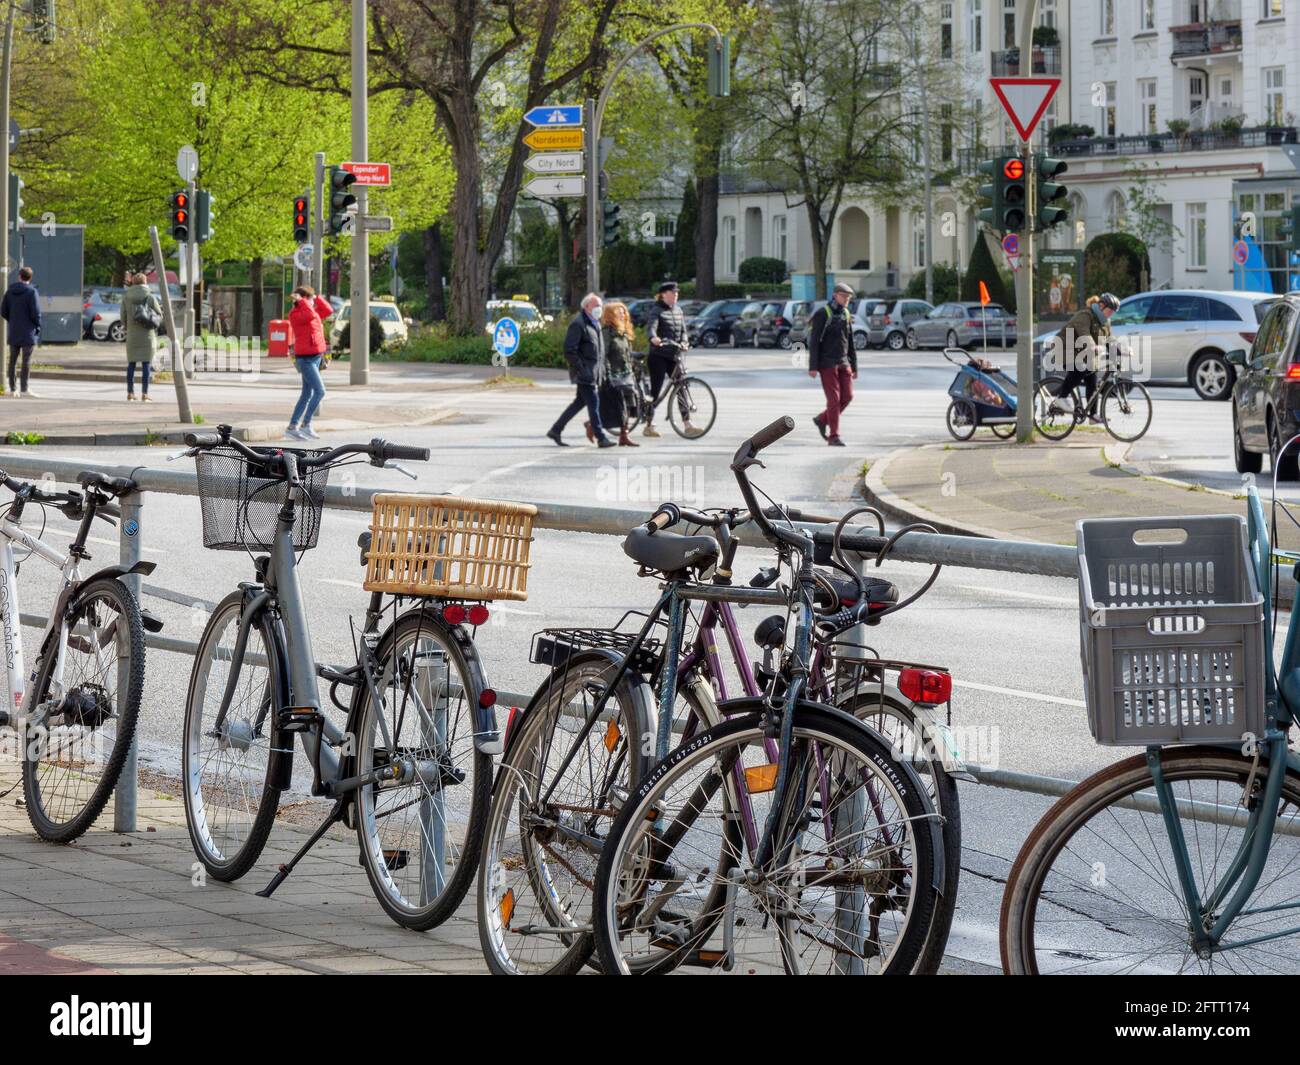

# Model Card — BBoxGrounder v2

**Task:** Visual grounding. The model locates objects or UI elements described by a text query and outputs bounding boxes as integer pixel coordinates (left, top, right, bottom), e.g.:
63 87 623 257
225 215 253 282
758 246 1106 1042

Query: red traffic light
175 210 188 223
1002 158 1024 180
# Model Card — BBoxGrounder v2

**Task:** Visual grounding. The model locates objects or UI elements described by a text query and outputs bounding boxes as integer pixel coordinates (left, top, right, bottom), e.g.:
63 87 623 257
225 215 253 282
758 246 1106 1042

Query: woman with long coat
121 273 163 401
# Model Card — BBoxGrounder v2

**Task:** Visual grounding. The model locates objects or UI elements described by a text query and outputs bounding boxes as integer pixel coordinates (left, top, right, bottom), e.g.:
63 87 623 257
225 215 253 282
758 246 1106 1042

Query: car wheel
905 329 920 350
1234 406 1263 475
853 330 868 351
108 321 127 343
887 331 907 351
1270 413 1299 481
946 330 961 350
778 332 792 350
1190 350 1233 401
699 330 718 348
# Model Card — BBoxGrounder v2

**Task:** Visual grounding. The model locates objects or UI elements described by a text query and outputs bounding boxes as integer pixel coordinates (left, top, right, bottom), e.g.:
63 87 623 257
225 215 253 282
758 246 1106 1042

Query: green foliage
1033 25 1059 47
674 181 698 282
1085 233 1151 298
336 314 388 354
679 281 749 299
5 431 44 446
904 263 960 303
738 256 787 285
1048 123 1096 143
401 322 569 368
601 242 671 295
961 235 1011 309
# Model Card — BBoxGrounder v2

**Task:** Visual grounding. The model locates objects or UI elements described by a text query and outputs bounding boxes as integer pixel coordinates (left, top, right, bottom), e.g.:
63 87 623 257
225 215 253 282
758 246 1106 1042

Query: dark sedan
1231 293 1300 479
687 299 749 347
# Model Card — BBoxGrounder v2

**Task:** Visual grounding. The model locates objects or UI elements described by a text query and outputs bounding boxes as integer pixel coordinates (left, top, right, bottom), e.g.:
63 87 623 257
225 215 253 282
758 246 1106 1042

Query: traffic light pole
0 0 15 364
349 0 369 385
1014 0 1039 443
313 151 325 294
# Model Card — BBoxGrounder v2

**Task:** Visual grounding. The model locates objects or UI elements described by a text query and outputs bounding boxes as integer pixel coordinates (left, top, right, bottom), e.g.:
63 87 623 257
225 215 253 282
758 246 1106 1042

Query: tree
1120 160 1180 285
1085 233 1149 299
674 179 698 282
961 233 1010 309
905 262 959 303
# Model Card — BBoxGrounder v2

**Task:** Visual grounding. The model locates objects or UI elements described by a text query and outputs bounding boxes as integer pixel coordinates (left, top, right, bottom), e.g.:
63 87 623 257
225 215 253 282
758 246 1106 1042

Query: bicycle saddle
76 470 137 497
815 571 898 610
357 530 371 566
622 527 719 575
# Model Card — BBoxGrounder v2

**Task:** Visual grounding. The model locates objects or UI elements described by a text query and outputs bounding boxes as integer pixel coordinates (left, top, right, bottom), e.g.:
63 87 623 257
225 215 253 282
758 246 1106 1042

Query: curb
862 445 1002 539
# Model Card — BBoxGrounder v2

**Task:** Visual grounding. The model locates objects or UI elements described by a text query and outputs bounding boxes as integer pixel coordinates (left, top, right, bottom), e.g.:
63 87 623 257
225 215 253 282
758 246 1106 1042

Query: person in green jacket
1053 291 1118 419
121 273 163 402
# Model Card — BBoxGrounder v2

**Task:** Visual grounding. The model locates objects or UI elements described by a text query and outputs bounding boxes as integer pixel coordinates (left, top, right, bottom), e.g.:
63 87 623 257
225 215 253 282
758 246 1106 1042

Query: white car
1034 289 1279 401
485 299 551 334
329 299 411 351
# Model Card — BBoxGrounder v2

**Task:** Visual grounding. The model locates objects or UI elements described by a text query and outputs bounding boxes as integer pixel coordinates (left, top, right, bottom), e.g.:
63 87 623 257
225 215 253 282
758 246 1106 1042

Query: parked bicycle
623 351 717 439
0 468 159 842
1034 358 1152 443
178 425 523 932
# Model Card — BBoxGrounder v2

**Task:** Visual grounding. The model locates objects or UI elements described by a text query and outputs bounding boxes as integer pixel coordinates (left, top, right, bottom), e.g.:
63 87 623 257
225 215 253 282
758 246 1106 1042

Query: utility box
267 319 292 357
8 223 84 343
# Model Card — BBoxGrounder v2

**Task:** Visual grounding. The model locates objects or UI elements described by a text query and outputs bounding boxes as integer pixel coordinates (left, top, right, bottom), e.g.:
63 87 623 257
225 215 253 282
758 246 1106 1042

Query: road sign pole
0 3 15 364
585 97 599 296
313 151 325 294
1014 0 1038 443
350 0 370 386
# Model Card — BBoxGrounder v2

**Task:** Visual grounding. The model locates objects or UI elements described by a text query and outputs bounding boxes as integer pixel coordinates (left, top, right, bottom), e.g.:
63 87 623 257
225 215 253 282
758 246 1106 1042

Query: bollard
113 490 143 834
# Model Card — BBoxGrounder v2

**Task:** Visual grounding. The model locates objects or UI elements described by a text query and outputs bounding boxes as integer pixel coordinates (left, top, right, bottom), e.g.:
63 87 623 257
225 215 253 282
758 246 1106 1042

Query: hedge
738 256 788 285
398 320 649 367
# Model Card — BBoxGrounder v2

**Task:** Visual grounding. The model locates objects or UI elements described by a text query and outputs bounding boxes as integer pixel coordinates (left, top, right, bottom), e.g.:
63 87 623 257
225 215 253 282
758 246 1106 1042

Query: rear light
883 315 892 325
898 668 952 706
1286 365 1300 380
775 317 787 326
1240 332 1257 344
93 313 101 321
442 604 467 624
478 688 497 709
467 604 490 626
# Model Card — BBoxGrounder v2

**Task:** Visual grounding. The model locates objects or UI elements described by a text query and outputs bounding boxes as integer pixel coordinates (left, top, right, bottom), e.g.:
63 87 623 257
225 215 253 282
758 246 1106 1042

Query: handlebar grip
748 416 796 454
372 439 431 463
184 432 221 448
644 504 679 533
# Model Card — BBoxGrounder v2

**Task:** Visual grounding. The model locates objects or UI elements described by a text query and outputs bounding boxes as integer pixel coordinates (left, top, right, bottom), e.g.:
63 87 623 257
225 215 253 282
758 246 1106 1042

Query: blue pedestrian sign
493 318 521 361
523 105 583 128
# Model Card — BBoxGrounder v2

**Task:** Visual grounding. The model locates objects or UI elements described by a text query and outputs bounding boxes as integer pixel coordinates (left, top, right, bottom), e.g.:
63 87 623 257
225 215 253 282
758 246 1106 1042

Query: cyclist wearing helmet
1052 292 1118 419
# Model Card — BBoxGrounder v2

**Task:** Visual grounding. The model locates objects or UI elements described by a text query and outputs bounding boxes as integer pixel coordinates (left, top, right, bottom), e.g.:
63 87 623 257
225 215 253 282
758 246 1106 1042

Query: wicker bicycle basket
363 494 537 601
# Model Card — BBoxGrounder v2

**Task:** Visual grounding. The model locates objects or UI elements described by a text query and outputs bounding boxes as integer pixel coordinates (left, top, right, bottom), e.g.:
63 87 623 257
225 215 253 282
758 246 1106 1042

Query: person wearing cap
643 280 693 437
807 282 858 447
1051 291 1119 421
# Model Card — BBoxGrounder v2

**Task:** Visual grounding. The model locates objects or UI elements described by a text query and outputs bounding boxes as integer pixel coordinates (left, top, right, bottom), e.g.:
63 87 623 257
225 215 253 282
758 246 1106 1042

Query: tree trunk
556 202 576 310
442 92 489 335
112 250 127 288
695 173 719 299
423 222 446 322
250 256 264 337
805 204 828 300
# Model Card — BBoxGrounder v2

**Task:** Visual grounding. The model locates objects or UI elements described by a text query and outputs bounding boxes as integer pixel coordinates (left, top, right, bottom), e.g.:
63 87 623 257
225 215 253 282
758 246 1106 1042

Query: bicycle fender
77 560 157 589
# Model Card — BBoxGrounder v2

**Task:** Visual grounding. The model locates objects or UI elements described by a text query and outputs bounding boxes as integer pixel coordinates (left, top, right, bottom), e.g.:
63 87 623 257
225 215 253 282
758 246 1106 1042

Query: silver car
908 302 1017 350
865 298 934 351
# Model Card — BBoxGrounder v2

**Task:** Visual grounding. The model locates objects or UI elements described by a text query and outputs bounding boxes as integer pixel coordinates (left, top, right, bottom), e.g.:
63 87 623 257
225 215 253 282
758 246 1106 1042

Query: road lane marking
955 583 1074 606
953 678 1085 707
317 578 365 590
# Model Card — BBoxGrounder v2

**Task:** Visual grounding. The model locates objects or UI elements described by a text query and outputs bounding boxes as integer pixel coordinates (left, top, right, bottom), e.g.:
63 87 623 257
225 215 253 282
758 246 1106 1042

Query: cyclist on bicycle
643 280 692 438
1052 291 1118 421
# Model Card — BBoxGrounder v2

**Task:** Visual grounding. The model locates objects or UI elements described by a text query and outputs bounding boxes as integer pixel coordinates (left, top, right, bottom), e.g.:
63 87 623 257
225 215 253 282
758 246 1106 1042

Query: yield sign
989 77 1060 142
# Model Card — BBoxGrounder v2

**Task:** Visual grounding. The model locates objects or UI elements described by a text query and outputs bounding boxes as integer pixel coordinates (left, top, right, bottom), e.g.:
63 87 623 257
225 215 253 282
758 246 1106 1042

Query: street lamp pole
586 23 724 295
350 0 370 385
1015 0 1040 443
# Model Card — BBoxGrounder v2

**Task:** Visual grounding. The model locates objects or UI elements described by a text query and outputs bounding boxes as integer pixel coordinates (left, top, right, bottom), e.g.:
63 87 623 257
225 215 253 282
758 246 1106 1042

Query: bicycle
1033 360 1152 443
178 425 505 931
0 467 159 842
999 476 1300 974
624 350 718 439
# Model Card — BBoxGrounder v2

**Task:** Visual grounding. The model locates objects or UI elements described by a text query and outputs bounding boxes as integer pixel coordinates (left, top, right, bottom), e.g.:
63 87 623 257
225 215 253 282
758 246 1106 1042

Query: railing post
113 489 144 833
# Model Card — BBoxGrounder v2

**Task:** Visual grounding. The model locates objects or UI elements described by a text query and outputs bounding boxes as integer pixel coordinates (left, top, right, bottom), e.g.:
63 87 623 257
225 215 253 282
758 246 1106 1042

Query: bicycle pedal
278 706 324 733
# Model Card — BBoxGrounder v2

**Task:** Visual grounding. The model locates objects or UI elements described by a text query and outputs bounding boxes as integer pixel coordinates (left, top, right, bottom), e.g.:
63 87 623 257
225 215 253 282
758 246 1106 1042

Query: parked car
908 302 1017 350
1034 289 1277 401
83 287 125 339
483 298 550 335
865 298 934 351
330 297 412 351
1230 292 1300 477
687 299 749 347
757 300 809 350
788 300 824 348
731 301 778 346
678 299 707 318
624 298 657 327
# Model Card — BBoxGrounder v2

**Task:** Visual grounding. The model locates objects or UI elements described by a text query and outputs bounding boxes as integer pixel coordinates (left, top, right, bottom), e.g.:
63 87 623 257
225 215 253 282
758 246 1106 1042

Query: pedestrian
548 292 613 448
808 281 858 447
285 285 334 441
643 280 694 437
600 300 639 447
1 265 41 398
1053 291 1119 421
121 272 163 401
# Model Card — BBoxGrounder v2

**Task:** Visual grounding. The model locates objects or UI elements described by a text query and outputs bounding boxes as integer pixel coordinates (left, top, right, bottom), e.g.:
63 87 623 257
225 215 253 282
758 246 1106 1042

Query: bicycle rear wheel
22 577 145 842
1100 378 1152 442
593 706 939 975
353 610 491 930
1033 376 1078 441
1001 747 1300 974
668 376 717 439
477 651 654 975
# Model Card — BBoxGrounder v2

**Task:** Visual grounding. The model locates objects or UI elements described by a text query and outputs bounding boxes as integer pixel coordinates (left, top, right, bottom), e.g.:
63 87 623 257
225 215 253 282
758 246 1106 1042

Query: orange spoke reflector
745 764 779 794
604 719 621 753
500 888 515 929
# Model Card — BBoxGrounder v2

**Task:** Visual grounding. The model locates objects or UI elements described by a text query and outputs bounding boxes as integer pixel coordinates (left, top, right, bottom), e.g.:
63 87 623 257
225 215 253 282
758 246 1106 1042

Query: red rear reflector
1287 365 1300 380
442 604 467 624
479 688 497 709
883 315 892 324
467 604 490 626
898 668 952 706
1241 332 1257 344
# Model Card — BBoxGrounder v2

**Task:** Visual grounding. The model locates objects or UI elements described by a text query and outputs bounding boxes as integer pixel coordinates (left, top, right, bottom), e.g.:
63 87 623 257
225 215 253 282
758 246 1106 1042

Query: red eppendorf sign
341 161 391 187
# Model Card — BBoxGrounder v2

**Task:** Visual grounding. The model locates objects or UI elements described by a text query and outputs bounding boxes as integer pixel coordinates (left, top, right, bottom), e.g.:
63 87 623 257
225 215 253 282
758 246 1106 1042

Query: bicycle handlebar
184 424 430 470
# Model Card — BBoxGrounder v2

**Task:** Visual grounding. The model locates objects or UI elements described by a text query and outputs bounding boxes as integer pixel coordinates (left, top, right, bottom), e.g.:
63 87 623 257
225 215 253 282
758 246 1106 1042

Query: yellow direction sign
524 128 584 151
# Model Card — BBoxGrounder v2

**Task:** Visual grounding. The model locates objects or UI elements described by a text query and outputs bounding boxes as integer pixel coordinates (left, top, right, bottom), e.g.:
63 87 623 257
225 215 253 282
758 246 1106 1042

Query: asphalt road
0 344 1261 973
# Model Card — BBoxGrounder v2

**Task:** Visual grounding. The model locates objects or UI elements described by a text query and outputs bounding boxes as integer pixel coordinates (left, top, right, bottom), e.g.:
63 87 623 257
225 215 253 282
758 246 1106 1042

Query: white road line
317 577 365 590
955 583 1075 606
39 527 166 553
954 678 1085 707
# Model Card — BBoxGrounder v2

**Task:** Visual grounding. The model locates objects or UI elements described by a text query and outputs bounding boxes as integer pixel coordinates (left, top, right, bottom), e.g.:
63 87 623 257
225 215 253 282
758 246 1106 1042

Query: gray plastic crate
1077 514 1265 745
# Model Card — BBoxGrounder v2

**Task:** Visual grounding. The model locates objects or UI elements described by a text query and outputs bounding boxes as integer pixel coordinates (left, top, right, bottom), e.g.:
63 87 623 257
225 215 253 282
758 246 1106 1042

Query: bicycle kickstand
255 798 348 898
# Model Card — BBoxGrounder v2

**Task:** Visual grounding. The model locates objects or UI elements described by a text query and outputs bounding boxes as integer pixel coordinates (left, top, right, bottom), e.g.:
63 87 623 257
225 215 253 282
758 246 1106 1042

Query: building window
1103 82 1117 136
1264 67 1286 126
1100 0 1114 36
773 215 788 263
1003 0 1016 49
1140 0 1156 30
1038 97 1058 146
1189 73 1205 117
1106 190 1127 229
914 220 927 269
1187 203 1207 269
969 0 982 54
1263 0 1283 18
940 2 953 59
1039 0 1056 29
1138 78 1158 134
941 104 954 162
723 216 737 275
1189 0 1203 20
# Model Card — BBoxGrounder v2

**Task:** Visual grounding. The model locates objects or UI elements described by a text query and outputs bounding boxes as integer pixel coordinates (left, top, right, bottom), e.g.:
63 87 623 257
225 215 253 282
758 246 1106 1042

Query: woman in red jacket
286 286 334 440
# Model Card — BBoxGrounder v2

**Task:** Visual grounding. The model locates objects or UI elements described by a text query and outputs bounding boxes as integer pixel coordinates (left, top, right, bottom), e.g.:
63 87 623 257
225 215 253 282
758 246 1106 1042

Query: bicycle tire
593 705 939 975
1100 378 1152 443
1033 375 1078 441
945 399 977 442
1000 747 1300 975
668 376 717 439
353 609 492 931
182 590 284 882
22 577 146 843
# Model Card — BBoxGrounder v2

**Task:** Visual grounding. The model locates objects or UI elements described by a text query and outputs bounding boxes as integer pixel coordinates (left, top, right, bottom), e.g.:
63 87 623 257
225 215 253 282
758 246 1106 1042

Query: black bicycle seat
357 530 372 567
623 527 719 575
76 471 137 497
815 571 898 609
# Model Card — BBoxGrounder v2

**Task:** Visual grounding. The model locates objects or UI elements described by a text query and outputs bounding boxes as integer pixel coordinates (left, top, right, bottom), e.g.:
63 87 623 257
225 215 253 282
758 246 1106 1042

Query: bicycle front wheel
1001 747 1300 975
1100 378 1152 442
353 610 492 931
593 706 939 975
1033 376 1078 441
22 577 145 842
668 376 717 439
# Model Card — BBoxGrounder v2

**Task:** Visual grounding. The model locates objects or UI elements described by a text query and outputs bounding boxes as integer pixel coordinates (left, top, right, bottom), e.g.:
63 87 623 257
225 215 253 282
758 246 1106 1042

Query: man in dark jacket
807 281 858 446
1 266 41 397
643 280 691 437
548 292 615 448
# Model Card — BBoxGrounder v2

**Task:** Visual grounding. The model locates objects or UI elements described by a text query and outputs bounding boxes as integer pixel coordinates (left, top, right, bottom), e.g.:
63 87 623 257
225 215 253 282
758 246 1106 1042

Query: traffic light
170 190 190 243
1000 156 1027 232
31 0 55 43
602 201 621 247
707 34 731 98
293 193 310 243
977 158 1001 229
1036 155 1069 229
7 173 24 230
324 165 357 236
194 189 214 244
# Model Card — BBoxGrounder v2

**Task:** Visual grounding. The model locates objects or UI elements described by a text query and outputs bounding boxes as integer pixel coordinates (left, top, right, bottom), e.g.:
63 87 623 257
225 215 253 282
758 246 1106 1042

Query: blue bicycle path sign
492 317 521 365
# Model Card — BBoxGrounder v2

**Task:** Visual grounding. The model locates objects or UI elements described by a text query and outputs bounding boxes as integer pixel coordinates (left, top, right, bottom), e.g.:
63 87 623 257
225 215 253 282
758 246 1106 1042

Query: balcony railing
1170 20 1242 58
864 63 902 92
991 46 1061 77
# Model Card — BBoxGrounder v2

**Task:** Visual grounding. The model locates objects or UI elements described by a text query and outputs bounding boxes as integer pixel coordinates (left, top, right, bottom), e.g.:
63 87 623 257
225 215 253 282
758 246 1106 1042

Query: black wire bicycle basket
194 445 330 551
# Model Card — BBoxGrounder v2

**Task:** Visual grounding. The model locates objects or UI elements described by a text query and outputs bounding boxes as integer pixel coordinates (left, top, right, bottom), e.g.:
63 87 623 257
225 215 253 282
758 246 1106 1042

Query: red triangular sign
989 77 1060 142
